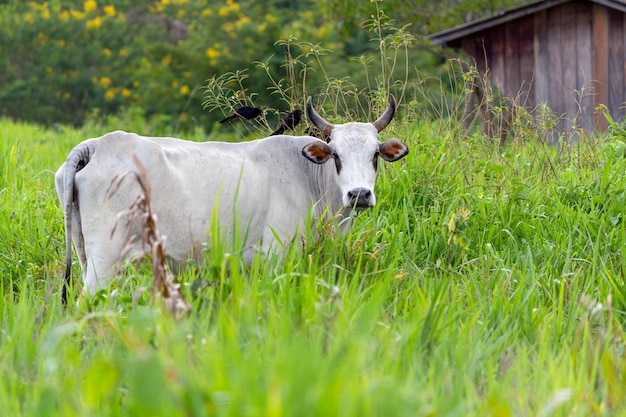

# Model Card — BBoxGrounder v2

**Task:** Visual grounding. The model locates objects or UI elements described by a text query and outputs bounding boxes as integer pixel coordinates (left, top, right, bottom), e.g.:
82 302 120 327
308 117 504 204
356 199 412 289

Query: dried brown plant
108 155 191 319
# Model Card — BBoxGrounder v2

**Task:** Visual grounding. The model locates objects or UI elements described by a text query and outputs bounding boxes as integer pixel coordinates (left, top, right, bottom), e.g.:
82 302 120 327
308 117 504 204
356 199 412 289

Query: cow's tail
61 143 93 304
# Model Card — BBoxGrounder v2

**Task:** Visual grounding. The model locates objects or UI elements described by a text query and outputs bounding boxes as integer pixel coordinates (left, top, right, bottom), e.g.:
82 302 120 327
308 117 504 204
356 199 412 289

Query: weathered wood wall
452 0 626 133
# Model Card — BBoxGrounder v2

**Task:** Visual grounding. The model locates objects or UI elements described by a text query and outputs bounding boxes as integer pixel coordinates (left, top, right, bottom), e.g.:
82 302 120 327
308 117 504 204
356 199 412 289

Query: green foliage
0 0 448 134
0 0 319 132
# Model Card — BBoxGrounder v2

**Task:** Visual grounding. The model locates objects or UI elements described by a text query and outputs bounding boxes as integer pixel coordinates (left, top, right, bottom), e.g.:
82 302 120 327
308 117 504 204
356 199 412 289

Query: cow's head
302 94 408 210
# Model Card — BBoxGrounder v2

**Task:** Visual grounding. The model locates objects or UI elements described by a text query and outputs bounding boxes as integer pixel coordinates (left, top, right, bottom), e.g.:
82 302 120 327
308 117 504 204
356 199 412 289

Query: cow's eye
373 152 379 171
332 152 342 174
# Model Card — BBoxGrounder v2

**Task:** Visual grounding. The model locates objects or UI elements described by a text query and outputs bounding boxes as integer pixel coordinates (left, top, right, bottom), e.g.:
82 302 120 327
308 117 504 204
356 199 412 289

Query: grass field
1 115 625 417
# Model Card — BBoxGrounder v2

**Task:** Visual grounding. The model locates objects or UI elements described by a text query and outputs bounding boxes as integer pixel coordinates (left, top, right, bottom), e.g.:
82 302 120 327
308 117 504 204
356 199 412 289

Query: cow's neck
311 162 351 228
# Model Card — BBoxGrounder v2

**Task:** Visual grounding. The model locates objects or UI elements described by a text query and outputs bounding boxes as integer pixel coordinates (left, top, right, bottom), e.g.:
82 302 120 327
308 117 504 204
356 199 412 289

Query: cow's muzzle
347 187 374 209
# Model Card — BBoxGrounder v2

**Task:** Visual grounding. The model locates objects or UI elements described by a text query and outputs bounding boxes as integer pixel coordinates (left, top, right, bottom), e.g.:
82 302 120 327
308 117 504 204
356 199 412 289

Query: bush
0 0 306 132
0 0 446 134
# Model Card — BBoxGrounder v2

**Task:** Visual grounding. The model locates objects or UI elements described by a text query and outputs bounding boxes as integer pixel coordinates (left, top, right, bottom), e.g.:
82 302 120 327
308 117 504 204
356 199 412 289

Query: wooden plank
518 15 535 109
593 3 610 130
504 21 520 99
474 33 491 73
474 34 488 74
473 35 488 74
561 1 577 131
461 34 486 74
488 26 507 92
547 4 566 131
460 37 476 64
576 0 594 132
609 10 624 124
534 10 549 106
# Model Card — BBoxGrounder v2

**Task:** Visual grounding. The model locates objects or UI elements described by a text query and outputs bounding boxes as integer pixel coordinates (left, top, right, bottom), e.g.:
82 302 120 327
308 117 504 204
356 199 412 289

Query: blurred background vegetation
0 0 529 134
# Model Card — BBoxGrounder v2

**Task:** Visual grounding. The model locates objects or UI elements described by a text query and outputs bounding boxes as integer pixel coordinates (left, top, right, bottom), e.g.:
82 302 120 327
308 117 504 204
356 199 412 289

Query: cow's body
56 96 408 297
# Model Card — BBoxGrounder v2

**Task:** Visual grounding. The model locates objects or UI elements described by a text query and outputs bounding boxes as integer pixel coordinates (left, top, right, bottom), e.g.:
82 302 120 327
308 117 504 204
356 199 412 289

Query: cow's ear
302 141 333 164
379 138 408 162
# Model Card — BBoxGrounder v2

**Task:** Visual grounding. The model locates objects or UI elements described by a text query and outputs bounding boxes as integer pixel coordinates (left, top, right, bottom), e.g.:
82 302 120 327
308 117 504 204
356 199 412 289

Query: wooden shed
428 0 626 137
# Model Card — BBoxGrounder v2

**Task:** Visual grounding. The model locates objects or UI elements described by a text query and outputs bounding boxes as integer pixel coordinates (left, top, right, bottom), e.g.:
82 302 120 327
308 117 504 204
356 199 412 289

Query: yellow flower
205 47 219 59
316 25 328 39
222 22 234 35
162 55 172 66
236 15 250 29
83 0 97 13
41 9 50 20
103 48 111 57
103 5 115 16
227 0 240 12
86 16 101 29
201 8 212 16
119 49 129 57
104 89 115 101
63 92 71 100
121 88 131 98
132 81 139 88
70 10 85 19
59 10 70 21
171 80 179 88
180 85 190 95
218 1 239 16
99 76 112 88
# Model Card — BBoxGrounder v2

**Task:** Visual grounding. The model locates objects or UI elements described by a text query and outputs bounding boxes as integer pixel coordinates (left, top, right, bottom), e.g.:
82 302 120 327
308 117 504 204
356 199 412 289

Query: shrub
0 0 445 134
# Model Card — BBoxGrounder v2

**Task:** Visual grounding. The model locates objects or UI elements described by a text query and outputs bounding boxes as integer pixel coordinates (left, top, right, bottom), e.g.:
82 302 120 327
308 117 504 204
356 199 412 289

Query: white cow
56 95 408 299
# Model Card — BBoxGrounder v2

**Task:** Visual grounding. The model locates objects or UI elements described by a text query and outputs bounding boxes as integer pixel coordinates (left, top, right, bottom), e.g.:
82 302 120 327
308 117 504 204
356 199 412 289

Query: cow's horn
306 97 334 137
372 94 396 132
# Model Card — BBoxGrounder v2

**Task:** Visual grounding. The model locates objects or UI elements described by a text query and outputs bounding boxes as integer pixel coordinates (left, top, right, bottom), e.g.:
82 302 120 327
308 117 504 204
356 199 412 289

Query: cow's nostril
347 188 373 208
348 188 370 199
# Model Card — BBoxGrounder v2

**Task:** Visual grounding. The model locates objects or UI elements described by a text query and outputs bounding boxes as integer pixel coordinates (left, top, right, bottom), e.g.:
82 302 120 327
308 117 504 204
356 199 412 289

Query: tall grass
1 98 625 415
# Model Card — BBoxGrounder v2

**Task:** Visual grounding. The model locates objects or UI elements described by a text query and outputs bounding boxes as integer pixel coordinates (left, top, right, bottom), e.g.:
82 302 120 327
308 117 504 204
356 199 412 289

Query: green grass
1 116 625 417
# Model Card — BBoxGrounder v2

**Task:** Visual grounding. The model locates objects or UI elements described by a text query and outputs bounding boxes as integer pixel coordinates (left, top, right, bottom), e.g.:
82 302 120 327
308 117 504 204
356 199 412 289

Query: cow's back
78 132 269 263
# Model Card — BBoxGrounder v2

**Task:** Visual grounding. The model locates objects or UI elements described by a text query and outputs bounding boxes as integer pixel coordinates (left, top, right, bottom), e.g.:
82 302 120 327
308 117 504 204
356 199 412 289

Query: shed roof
428 0 626 46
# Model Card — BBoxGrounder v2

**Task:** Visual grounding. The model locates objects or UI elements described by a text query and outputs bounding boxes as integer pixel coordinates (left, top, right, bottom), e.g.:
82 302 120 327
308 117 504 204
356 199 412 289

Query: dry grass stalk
108 155 191 319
